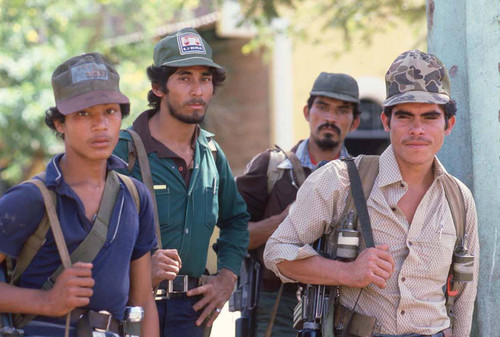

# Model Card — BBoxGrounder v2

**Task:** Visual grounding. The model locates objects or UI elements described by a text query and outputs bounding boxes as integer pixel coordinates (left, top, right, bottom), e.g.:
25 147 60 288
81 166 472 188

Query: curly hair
146 65 226 113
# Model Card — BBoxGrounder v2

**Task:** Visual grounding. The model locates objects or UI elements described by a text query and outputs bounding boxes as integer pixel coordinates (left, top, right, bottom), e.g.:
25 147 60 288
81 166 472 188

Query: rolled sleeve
264 161 348 282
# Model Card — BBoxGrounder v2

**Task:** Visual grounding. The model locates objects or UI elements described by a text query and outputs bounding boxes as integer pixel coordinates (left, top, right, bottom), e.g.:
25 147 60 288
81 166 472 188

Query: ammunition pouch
333 304 377 337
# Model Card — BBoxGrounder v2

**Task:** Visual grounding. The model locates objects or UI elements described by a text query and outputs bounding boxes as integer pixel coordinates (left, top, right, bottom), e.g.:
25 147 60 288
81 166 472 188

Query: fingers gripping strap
124 129 162 249
344 158 376 248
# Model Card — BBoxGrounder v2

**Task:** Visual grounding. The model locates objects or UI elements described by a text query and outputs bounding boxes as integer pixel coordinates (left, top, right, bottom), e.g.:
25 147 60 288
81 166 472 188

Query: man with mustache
264 50 479 337
113 27 249 337
236 72 361 336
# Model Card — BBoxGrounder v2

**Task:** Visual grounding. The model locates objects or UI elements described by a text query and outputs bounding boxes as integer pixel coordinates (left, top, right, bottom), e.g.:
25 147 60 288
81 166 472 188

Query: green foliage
0 0 189 185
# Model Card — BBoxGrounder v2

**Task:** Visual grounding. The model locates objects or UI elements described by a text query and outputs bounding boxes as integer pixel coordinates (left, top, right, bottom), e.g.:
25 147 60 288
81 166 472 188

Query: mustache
317 122 341 135
402 137 432 145
186 99 206 106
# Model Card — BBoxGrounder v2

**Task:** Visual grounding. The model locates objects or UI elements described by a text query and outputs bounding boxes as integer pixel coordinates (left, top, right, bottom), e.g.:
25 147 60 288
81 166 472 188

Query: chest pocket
205 177 219 228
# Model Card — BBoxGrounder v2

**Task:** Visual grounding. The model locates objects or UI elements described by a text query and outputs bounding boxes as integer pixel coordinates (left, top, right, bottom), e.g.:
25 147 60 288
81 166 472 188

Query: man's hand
151 249 182 287
43 262 94 316
344 245 395 289
186 268 237 327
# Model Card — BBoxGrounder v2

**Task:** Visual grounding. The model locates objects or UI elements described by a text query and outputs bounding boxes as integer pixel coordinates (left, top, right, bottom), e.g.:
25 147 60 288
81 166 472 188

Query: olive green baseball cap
153 27 223 69
310 72 360 104
383 50 451 107
51 52 130 115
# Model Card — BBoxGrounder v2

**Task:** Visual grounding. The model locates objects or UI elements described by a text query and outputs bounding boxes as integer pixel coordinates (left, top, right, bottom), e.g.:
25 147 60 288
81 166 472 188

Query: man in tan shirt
264 50 479 337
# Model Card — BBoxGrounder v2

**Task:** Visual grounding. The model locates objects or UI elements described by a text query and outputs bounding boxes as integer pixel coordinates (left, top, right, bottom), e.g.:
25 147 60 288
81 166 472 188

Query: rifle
293 235 335 337
229 254 261 337
0 262 24 337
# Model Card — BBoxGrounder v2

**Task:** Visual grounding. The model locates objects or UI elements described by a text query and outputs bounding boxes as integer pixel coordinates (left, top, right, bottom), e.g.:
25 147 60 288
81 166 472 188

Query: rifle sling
344 158 376 249
124 129 162 250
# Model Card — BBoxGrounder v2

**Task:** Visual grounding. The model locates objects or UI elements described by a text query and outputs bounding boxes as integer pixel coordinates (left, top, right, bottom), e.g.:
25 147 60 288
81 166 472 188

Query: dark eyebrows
393 109 442 118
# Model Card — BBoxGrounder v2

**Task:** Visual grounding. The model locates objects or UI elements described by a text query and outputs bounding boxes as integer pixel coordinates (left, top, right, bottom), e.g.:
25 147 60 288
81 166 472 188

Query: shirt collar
44 153 127 188
278 139 349 170
378 145 448 187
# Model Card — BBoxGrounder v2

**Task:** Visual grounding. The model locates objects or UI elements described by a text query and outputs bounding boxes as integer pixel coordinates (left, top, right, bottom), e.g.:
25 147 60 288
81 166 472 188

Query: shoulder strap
16 174 73 332
342 156 380 248
287 151 307 187
266 149 287 194
441 175 465 243
207 137 218 163
123 129 162 250
116 173 140 212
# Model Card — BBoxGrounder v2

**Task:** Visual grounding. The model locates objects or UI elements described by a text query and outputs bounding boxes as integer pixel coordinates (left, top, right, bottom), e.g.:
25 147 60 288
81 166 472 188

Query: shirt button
185 228 189 234
408 241 413 246
401 310 406 315
401 277 406 282
179 166 184 172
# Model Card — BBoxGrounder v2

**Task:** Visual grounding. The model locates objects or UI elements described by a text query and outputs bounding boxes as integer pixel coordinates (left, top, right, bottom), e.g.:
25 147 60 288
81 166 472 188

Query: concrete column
427 0 500 335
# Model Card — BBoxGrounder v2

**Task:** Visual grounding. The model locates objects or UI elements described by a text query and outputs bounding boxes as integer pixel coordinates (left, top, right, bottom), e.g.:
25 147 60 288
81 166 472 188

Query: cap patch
71 62 108 84
177 32 206 55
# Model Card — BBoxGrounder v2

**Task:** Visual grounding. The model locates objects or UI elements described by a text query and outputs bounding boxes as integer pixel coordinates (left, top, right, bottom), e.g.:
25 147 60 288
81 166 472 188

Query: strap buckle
168 275 189 293
447 274 459 297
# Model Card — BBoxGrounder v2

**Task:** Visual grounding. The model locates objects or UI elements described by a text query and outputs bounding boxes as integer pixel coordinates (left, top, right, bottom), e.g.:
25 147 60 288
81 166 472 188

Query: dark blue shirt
0 154 157 322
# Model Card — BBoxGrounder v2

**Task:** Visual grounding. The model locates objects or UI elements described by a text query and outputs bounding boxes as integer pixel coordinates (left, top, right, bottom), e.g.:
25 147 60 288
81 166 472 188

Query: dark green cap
51 52 129 115
153 27 223 69
310 72 360 104
383 50 451 107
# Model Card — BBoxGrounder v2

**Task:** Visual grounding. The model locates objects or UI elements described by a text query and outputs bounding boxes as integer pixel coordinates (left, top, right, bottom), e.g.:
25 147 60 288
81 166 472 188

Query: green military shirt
113 110 249 278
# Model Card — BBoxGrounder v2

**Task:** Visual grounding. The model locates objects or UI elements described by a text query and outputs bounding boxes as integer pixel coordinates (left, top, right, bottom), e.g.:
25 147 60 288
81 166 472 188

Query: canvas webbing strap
124 129 162 250
344 156 378 248
116 173 140 212
340 156 379 337
14 171 121 331
23 177 72 337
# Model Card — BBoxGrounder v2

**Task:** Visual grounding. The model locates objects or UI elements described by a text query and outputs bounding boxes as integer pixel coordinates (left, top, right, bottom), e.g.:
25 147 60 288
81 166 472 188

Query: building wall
201 29 271 177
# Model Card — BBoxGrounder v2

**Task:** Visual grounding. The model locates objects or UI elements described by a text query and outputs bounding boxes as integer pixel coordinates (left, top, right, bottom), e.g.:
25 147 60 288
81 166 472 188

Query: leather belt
155 275 200 300
70 309 121 334
373 329 452 337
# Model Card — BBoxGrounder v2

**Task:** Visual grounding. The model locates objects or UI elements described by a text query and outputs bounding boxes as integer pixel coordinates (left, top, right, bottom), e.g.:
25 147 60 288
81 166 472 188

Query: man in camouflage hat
113 27 249 337
264 50 479 337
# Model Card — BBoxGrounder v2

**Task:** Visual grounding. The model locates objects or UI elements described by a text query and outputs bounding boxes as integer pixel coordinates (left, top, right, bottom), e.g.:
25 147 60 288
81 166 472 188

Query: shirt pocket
205 179 219 229
154 185 170 224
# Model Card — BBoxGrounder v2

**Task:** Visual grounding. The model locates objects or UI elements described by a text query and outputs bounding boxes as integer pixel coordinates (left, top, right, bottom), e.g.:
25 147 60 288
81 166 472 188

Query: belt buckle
168 275 189 294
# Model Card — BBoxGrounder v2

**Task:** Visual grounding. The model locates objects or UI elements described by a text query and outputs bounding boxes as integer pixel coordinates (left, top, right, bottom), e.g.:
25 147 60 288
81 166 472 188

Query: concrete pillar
427 0 500 335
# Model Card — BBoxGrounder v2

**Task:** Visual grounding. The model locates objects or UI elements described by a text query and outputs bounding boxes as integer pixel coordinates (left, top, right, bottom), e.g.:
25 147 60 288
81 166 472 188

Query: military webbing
265 146 307 337
266 149 286 194
22 176 73 337
14 170 122 329
124 129 162 250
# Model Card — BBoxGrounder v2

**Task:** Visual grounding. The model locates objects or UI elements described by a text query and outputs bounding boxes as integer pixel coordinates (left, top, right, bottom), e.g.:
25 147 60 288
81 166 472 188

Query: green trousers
254 290 298 337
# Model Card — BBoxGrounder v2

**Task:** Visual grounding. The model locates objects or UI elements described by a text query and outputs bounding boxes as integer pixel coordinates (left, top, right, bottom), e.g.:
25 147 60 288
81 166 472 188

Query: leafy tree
0 0 203 187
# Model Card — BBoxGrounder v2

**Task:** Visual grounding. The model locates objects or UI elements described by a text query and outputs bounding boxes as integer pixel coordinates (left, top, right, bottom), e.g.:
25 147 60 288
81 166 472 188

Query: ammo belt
155 275 200 300
70 309 121 335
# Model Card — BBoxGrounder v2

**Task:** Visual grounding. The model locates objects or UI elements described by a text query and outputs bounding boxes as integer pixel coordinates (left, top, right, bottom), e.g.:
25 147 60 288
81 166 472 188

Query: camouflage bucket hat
52 52 130 115
310 72 360 104
153 27 223 69
383 50 451 107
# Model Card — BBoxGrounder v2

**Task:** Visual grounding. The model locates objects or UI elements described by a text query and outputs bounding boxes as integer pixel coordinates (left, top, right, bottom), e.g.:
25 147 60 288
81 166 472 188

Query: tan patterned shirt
264 145 479 337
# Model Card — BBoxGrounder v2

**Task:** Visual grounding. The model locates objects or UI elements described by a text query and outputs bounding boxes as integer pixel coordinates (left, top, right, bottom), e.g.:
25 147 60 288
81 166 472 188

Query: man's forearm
248 216 283 250
277 255 349 286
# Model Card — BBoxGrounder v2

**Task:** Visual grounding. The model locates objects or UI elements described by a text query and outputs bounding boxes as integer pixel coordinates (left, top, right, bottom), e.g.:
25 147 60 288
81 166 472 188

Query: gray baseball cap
51 52 130 115
383 50 451 107
310 72 360 104
153 27 223 69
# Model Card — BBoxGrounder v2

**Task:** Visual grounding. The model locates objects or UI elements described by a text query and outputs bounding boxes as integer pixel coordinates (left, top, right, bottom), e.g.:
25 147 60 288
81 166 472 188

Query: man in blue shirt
0 53 158 337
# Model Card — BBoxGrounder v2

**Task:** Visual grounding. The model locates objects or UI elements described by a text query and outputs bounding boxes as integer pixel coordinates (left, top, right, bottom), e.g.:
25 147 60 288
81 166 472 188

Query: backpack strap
266 148 286 194
116 173 140 212
441 174 467 328
14 171 121 329
123 129 162 250
17 174 72 335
